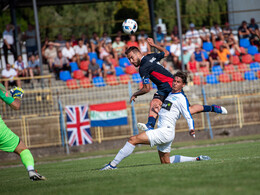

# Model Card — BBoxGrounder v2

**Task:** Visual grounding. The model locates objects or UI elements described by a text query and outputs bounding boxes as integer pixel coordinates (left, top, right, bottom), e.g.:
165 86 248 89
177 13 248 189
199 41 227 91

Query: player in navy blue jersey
126 37 227 131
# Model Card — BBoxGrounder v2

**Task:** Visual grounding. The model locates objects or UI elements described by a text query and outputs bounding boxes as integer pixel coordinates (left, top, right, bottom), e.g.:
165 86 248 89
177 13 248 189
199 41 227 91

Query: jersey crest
161 100 172 111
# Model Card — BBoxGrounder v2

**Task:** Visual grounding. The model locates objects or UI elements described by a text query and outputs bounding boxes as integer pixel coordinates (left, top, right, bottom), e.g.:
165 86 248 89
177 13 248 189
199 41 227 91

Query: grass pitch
1 139 260 195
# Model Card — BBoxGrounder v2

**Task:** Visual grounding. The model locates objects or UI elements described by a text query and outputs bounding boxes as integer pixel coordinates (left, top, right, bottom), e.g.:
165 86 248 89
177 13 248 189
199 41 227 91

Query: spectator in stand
187 55 199 73
225 34 241 56
192 46 209 69
100 32 112 45
53 50 70 80
209 47 221 68
102 57 116 78
156 26 165 46
139 36 151 55
2 63 21 89
248 18 260 47
222 22 232 41
74 39 89 65
126 34 139 48
112 36 126 61
43 42 57 72
14 55 28 78
2 24 17 64
217 45 232 68
90 32 99 52
23 24 37 56
185 23 200 45
62 41 75 61
28 54 40 78
210 22 223 45
81 33 89 45
137 30 148 41
199 24 210 43
55 34 66 50
70 35 78 47
88 58 102 82
238 21 250 40
171 25 179 38
170 36 181 68
178 47 191 67
185 38 196 55
98 40 111 60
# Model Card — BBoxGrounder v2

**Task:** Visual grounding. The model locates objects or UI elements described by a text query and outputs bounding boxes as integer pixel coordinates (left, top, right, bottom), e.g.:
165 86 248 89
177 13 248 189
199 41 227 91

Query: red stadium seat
80 77 93 88
110 58 119 67
235 47 246 56
231 72 244 82
66 79 80 89
73 70 85 80
125 65 138 75
215 41 224 49
106 75 119 86
238 63 248 73
119 74 131 84
242 54 253 64
224 64 235 74
193 75 201 85
199 66 210 76
219 73 231 83
80 61 89 71
257 70 260 79
232 55 241 65
254 53 260 63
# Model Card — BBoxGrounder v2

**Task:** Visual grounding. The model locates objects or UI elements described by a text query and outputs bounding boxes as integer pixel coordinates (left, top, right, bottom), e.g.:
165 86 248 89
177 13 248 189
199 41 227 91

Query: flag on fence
65 105 93 146
90 101 128 127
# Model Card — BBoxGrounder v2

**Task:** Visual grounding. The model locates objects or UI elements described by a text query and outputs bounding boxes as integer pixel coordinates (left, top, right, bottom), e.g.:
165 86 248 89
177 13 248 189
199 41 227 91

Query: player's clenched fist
10 87 24 100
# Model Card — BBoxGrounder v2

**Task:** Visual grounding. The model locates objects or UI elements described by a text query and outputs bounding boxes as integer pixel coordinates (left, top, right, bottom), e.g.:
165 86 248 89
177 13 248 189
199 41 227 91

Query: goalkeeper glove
10 87 24 100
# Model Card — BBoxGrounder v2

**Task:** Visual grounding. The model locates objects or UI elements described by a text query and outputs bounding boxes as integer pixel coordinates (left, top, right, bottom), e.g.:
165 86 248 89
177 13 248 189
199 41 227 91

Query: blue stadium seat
244 71 257 80
202 51 209 60
115 66 125 76
166 45 171 52
249 62 260 72
59 71 72 81
93 76 106 87
88 52 98 61
211 65 223 76
239 39 250 48
70 62 79 72
247 46 259 55
96 59 104 69
206 74 219 84
202 42 213 52
132 73 142 83
119 57 131 67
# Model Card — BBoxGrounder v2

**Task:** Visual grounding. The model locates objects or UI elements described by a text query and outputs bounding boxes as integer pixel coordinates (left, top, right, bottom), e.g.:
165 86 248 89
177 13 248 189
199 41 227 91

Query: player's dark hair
173 71 188 84
125 46 141 55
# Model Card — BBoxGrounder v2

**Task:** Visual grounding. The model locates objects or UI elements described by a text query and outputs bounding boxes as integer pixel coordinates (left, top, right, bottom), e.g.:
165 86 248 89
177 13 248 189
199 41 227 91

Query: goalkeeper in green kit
0 85 46 181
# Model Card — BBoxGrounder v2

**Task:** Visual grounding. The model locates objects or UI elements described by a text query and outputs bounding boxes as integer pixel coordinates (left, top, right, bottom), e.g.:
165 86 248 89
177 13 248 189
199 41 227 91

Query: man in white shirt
170 36 181 68
210 22 223 42
185 23 201 45
3 24 17 64
62 41 75 61
2 63 21 89
73 39 89 64
199 24 211 42
101 71 211 170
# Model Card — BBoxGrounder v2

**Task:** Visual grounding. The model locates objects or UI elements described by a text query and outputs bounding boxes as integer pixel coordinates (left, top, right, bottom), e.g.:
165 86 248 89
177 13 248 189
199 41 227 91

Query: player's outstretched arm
130 84 150 103
10 99 21 110
146 37 169 57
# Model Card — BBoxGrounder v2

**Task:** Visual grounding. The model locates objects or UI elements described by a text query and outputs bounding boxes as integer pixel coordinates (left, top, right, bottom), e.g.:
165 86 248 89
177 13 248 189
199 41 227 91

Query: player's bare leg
158 150 171 164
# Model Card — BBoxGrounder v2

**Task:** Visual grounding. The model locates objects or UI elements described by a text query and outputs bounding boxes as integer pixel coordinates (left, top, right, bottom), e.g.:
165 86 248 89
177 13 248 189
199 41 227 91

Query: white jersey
157 92 194 130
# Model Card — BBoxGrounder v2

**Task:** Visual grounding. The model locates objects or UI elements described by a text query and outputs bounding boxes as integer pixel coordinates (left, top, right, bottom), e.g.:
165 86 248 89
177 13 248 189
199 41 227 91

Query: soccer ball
122 19 138 35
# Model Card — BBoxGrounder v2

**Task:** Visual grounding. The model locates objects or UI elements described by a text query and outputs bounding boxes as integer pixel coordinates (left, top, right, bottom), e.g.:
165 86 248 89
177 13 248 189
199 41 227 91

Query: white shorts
145 126 175 153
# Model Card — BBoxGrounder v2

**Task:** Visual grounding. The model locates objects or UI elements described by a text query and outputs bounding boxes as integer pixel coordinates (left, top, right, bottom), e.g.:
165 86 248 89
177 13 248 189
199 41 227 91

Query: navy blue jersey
139 52 173 95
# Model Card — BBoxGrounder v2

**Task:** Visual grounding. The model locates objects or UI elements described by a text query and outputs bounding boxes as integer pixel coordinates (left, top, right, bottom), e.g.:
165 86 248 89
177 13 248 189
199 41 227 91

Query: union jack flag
65 105 93 146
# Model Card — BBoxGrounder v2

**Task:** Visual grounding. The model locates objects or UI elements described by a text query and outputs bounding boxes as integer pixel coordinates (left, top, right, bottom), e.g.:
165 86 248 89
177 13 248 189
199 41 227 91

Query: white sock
111 142 135 167
27 165 34 171
170 155 197 163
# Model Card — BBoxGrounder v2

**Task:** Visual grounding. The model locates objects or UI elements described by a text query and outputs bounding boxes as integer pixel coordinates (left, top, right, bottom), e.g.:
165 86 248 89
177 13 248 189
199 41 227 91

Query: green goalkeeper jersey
0 84 15 105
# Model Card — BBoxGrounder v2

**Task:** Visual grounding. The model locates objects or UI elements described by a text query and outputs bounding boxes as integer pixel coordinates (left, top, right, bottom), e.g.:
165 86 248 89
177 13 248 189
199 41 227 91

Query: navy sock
203 105 212 112
147 116 156 128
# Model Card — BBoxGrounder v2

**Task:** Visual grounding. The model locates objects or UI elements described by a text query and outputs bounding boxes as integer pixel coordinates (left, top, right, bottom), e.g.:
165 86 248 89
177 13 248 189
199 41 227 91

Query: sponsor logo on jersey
161 100 172 111
149 57 156 63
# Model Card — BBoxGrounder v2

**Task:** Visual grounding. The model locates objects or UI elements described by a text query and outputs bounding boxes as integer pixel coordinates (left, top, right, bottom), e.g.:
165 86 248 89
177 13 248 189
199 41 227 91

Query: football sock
20 149 34 171
111 142 135 167
202 105 212 112
147 116 156 128
170 155 196 163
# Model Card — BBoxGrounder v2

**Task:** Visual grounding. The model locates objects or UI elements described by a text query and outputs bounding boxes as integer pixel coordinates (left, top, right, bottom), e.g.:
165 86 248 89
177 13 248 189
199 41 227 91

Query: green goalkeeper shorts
0 116 20 152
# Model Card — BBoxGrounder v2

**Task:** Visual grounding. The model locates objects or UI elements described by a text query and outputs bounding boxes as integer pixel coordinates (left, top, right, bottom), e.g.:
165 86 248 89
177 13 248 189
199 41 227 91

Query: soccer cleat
29 170 46 181
137 123 154 131
100 162 117 171
212 105 228 115
196 155 211 161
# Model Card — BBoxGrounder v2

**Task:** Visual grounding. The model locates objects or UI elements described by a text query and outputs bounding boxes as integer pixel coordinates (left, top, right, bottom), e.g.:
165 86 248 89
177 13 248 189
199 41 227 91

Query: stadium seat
206 74 219 84
115 67 125 76
212 65 223 75
93 76 106 87
202 51 209 60
219 73 231 83
254 53 260 62
96 59 104 69
202 42 213 52
119 74 131 84
166 45 171 53
257 70 260 79
59 71 72 81
125 65 138 74
73 70 85 80
215 41 224 49
80 60 89 71
224 64 235 74
235 47 246 56
232 72 244 81
70 62 79 72
80 77 92 88
244 71 258 80
239 38 250 48
247 46 259 55
232 55 241 65
199 66 210 76
66 79 79 89
241 54 253 64
238 63 248 73
132 73 142 83
119 57 131 67
110 58 119 67
106 75 119 86
193 75 201 85
88 52 98 61
250 62 260 72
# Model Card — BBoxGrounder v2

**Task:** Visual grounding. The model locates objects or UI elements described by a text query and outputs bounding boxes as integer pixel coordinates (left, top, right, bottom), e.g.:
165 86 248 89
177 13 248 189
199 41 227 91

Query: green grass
1 140 260 195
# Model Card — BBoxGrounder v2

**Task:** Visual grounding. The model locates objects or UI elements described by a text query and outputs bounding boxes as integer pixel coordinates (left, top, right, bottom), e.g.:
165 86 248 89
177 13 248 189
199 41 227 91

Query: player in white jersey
101 71 210 170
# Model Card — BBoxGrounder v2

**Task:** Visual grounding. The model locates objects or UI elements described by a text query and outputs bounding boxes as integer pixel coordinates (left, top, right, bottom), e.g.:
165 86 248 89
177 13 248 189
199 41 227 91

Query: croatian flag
65 105 93 146
90 101 128 127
